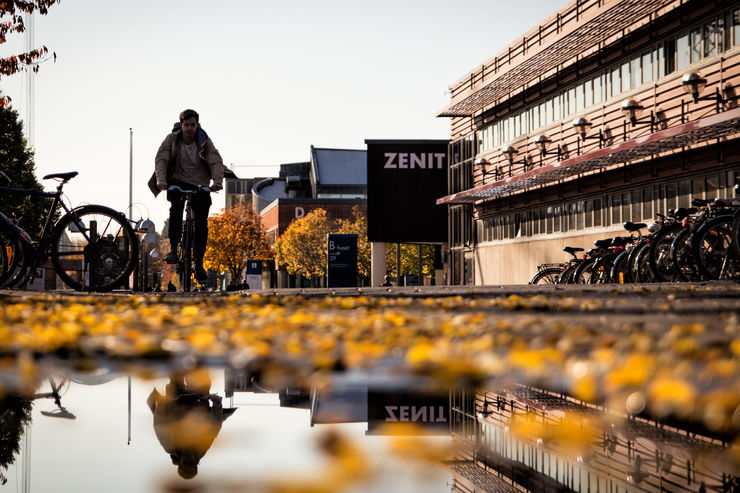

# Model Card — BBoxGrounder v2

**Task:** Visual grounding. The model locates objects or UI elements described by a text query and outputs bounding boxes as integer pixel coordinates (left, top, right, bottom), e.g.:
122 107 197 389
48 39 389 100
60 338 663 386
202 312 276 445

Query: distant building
253 147 367 288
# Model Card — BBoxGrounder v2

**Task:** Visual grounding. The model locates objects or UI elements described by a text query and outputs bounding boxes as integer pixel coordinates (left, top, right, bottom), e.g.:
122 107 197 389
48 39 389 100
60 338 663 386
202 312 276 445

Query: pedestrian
150 109 224 285
381 275 392 287
167 281 176 292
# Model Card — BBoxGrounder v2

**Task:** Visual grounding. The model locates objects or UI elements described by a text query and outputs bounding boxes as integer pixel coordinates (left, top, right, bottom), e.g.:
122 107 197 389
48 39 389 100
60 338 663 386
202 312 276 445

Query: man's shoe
164 252 178 264
195 266 208 284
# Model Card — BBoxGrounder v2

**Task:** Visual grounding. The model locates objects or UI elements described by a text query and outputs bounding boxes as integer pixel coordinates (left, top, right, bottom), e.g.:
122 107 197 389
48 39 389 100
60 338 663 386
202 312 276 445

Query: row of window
476 6 740 154
477 171 737 242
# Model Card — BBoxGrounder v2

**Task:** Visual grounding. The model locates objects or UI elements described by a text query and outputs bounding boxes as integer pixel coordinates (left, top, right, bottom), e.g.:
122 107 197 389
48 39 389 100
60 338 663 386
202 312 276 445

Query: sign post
327 233 357 288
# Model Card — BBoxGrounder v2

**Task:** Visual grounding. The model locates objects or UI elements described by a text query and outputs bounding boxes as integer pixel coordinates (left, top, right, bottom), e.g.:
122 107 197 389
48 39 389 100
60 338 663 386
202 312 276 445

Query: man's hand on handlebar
167 184 212 193
210 183 222 193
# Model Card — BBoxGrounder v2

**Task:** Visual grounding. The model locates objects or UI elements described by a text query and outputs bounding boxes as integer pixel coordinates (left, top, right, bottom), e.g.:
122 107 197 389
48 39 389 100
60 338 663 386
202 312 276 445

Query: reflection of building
253 146 367 288
224 177 261 210
448 386 736 492
437 0 740 284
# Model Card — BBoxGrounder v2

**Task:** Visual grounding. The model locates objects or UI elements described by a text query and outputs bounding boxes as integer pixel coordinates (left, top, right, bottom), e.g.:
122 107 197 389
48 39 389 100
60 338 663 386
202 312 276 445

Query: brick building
437 0 740 284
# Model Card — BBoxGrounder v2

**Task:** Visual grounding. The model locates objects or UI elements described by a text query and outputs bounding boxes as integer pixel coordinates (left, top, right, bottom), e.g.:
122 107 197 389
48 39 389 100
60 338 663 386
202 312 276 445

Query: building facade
437 0 740 284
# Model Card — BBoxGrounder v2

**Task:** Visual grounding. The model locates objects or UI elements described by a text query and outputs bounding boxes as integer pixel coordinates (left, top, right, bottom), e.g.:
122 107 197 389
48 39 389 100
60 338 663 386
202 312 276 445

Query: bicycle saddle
611 236 631 247
563 246 584 255
623 221 646 232
673 207 698 219
714 197 740 207
43 171 78 182
594 239 612 248
692 198 712 207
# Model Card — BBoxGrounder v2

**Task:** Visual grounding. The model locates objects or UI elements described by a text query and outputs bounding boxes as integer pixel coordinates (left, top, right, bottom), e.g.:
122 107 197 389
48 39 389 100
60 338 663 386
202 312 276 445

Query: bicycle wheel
530 267 562 285
50 205 138 292
589 253 617 284
731 208 740 260
626 240 648 283
557 262 580 284
0 222 34 288
648 223 682 282
573 258 596 284
671 228 698 281
692 215 738 280
634 243 657 283
610 249 631 284
180 221 193 292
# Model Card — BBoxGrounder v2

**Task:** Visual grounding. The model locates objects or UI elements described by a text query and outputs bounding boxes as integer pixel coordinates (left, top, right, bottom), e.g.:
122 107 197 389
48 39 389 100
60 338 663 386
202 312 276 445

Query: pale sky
0 0 561 230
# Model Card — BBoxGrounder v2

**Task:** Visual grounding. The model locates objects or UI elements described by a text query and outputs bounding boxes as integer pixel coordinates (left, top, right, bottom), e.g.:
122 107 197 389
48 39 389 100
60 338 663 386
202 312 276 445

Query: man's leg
166 188 185 263
192 191 212 281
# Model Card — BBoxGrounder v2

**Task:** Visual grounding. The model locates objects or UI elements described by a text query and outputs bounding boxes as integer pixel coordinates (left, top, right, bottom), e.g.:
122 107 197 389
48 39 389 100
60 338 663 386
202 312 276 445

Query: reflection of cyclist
146 369 234 479
152 109 223 284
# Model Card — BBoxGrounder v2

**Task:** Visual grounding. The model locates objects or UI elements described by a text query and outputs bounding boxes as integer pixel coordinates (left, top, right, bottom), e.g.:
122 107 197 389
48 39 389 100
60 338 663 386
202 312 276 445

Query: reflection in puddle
0 363 737 492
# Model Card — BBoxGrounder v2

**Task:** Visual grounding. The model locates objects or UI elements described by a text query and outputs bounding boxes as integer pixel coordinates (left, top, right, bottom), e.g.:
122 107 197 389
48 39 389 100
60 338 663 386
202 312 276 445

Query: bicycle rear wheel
648 223 681 282
0 222 34 288
50 205 138 291
610 250 631 283
692 215 738 280
634 243 657 283
590 253 617 284
671 228 698 281
573 258 596 284
530 267 562 285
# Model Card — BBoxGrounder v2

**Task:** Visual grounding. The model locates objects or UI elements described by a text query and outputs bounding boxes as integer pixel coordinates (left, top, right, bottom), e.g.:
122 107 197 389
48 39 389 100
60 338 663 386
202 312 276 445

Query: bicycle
167 184 210 292
529 246 584 285
0 170 138 291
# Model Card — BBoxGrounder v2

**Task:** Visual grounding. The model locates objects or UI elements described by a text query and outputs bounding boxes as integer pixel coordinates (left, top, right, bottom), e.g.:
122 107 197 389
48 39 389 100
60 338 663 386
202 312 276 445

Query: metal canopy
437 0 675 118
436 108 740 205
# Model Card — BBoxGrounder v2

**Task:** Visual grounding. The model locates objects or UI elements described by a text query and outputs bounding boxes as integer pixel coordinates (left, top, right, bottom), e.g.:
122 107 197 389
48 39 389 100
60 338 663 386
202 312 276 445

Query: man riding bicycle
150 109 223 285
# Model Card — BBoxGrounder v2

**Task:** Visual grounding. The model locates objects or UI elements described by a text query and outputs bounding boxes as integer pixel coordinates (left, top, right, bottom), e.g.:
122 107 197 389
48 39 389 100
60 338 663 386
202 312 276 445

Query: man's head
179 109 199 143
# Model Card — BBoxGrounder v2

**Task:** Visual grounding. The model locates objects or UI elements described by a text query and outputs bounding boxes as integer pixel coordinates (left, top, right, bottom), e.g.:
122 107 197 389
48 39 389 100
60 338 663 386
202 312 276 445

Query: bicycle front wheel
51 205 138 291
692 215 738 280
0 222 34 288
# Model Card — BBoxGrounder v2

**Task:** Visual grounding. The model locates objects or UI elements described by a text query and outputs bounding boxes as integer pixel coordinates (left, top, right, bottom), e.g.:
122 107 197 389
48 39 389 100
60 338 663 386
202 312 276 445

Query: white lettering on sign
384 405 447 422
383 153 446 169
329 241 335 251
295 206 305 219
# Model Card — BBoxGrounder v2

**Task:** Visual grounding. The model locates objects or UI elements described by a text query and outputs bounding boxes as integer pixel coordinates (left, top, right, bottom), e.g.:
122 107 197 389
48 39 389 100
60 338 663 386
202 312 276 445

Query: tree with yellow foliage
275 208 330 280
336 205 370 278
203 203 272 282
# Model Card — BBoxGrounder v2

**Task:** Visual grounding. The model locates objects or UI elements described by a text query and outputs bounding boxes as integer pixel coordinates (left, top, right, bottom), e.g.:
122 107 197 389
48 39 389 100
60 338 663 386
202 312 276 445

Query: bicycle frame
0 182 89 271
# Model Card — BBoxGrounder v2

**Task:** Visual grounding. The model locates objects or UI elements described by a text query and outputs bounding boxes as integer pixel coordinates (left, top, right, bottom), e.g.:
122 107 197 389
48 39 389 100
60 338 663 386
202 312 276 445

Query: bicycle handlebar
167 185 211 194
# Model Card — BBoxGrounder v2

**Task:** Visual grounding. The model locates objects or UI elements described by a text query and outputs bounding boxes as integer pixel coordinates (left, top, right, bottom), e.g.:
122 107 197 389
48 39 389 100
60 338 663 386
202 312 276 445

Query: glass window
568 87 576 116
718 15 727 53
706 174 719 199
593 75 602 104
586 200 593 228
642 188 653 220
611 194 621 225
679 179 691 207
622 192 631 224
611 67 620 98
734 9 740 46
677 34 689 70
704 20 718 58
631 190 641 221
621 62 630 92
584 79 593 108
553 94 561 120
554 205 562 232
631 56 641 89
690 28 702 63
666 182 677 210
641 52 652 84
539 208 546 234
577 83 585 112
692 177 705 199
577 201 585 230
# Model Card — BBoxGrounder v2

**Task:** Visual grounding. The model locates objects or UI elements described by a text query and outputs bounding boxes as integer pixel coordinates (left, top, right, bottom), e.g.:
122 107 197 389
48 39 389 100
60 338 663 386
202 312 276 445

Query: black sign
246 260 262 275
366 139 449 243
327 234 357 288
367 390 450 435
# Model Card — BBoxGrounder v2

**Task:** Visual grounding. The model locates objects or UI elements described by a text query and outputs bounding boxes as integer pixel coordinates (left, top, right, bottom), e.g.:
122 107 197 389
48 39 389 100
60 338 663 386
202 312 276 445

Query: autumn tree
275 208 331 280
1 1 58 106
203 203 272 282
0 104 55 237
0 394 32 471
336 205 369 278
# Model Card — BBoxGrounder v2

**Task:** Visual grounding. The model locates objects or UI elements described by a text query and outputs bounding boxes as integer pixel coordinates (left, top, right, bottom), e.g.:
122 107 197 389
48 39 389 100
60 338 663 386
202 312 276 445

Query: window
631 56 641 89
734 9 740 46
706 174 719 199
641 52 652 84
679 179 691 207
622 192 631 224
642 188 653 220
576 201 585 230
621 62 631 92
611 67 620 98
666 182 677 210
692 177 705 199
677 34 689 70
586 200 593 228
593 75 602 104
704 20 717 58
631 190 642 221
611 194 621 225
690 28 702 63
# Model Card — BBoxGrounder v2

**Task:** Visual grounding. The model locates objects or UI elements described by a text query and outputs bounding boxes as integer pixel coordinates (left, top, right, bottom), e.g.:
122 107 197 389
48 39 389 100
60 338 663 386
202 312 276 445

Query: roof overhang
437 0 676 118
437 108 740 205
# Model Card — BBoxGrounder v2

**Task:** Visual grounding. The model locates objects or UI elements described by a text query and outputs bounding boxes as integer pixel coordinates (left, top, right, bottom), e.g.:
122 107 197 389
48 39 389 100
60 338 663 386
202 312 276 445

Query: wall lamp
679 71 737 113
476 400 494 420
621 99 654 131
500 145 531 172
534 134 562 161
572 117 607 145
475 156 492 179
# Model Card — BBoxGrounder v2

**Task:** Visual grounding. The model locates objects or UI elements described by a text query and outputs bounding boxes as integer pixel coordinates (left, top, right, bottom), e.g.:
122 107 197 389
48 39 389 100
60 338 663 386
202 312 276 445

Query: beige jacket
149 129 224 197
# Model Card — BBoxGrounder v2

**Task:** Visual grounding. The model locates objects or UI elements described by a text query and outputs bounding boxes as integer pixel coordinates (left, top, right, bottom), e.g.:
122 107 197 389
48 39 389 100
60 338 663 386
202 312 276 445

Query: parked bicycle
167 184 210 292
0 170 138 291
